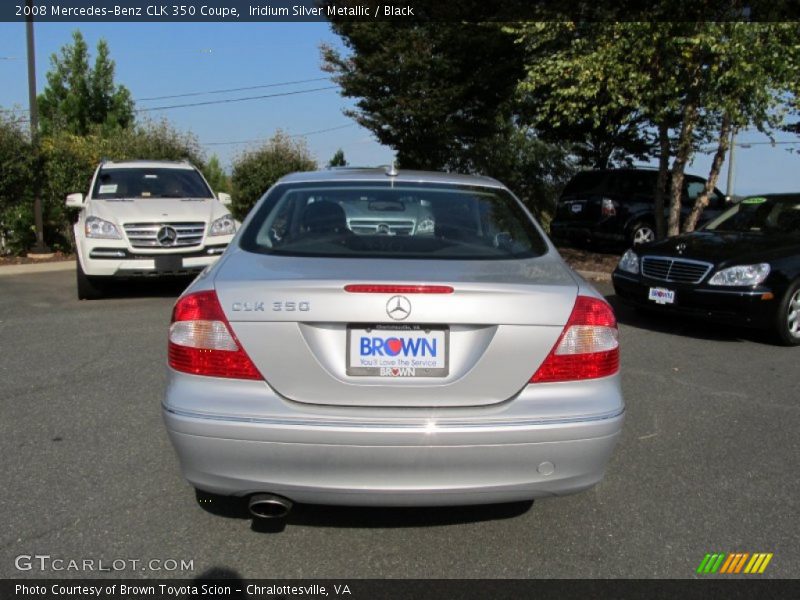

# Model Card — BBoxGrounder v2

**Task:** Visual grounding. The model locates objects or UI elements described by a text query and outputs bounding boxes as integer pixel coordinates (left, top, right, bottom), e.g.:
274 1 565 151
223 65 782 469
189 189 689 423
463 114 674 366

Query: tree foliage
328 148 347 167
513 21 800 237
38 30 134 136
0 118 34 215
513 22 657 170
322 22 524 172
0 118 35 254
230 132 316 220
202 155 230 194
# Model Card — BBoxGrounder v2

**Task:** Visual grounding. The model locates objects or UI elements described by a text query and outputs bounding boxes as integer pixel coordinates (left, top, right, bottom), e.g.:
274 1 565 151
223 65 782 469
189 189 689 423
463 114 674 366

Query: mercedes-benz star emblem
676 242 687 254
386 295 412 321
156 226 178 247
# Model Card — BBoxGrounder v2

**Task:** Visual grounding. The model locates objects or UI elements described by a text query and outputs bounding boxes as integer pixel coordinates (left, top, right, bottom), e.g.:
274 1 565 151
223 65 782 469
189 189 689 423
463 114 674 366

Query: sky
1 20 800 197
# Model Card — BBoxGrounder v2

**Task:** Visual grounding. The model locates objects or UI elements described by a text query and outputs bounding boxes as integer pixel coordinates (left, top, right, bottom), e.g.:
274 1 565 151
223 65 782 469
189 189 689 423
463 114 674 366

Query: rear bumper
163 374 625 506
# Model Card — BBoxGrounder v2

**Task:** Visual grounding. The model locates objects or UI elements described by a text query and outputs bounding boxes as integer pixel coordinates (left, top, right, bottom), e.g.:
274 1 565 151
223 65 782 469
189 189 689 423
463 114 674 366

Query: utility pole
25 0 51 256
725 128 737 200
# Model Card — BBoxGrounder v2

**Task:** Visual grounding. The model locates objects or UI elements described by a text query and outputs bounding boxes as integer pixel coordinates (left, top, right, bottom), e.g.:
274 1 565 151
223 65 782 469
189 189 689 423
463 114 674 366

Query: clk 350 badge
231 302 265 311
231 301 311 312
273 301 311 312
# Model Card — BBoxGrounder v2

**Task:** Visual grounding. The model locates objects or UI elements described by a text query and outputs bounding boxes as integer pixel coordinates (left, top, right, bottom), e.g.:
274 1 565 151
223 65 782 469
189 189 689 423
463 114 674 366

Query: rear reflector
530 295 619 383
168 290 262 380
344 284 454 294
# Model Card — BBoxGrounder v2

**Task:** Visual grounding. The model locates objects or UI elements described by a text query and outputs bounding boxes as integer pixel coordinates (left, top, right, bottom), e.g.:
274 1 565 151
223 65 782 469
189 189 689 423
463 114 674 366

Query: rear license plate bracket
346 324 449 378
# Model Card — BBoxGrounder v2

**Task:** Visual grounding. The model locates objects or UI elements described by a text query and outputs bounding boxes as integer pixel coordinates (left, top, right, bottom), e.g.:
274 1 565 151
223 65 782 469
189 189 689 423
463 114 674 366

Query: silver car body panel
164 169 624 505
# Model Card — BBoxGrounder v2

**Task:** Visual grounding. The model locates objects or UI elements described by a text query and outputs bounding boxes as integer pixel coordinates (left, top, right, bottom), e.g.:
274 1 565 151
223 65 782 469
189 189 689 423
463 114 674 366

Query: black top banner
3 0 800 22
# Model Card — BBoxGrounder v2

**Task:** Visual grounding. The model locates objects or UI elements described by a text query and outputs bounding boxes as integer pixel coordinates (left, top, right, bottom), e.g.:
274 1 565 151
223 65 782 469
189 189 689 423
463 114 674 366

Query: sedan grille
348 219 416 235
124 222 206 248
641 256 713 284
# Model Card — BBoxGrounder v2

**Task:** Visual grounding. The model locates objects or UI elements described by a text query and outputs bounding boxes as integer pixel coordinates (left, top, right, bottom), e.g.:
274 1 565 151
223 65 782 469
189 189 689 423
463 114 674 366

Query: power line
137 77 331 102
202 123 356 146
1 76 335 113
135 86 338 113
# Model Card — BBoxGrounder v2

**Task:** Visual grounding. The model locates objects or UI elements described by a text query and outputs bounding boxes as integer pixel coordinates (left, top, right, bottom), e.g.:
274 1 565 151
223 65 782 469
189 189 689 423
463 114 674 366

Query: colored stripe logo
697 552 773 574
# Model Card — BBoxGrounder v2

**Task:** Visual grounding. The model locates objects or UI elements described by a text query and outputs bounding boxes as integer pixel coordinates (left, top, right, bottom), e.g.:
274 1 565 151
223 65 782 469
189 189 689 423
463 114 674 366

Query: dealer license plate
648 287 675 305
347 325 449 378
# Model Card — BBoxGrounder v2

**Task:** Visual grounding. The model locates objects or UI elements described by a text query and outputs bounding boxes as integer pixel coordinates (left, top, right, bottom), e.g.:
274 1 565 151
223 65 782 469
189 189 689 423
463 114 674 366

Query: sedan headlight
209 214 236 236
85 216 122 239
416 218 435 234
708 263 770 286
617 249 639 274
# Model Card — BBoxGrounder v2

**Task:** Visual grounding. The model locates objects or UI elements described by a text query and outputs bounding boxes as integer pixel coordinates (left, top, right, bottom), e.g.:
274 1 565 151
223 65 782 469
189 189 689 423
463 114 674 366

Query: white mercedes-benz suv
67 160 237 299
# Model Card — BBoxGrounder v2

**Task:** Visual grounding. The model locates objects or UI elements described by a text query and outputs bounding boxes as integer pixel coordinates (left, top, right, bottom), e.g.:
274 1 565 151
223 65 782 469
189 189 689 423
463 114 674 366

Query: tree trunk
667 101 698 237
654 121 670 240
683 114 732 233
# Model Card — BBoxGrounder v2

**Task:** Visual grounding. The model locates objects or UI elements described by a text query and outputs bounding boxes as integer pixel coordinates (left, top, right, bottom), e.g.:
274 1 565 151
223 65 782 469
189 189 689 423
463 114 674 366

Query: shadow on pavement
195 489 533 533
93 276 195 299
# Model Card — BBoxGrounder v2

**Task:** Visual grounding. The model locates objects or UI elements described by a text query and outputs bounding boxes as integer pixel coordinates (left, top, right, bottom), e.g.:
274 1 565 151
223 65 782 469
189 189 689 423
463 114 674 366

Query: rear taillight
530 295 619 383
601 197 617 217
168 290 262 380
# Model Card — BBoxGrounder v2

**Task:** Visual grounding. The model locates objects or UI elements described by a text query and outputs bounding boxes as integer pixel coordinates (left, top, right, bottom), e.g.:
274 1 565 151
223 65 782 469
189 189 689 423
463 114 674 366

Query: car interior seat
301 200 349 235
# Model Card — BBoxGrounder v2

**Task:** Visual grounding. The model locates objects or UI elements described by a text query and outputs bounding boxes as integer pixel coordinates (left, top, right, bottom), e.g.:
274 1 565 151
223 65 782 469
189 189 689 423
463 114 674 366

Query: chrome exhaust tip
248 493 293 519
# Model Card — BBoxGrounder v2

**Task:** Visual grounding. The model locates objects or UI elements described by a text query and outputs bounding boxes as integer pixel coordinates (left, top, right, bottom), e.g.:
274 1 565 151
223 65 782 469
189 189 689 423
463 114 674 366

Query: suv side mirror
65 193 85 208
217 192 232 206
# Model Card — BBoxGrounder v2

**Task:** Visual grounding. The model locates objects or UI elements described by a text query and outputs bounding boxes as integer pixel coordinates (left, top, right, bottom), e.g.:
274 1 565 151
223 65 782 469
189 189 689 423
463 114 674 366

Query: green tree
0 117 33 215
327 148 347 168
230 132 316 220
513 20 800 238
322 22 524 172
0 116 35 253
38 31 134 136
513 22 656 170
202 155 230 194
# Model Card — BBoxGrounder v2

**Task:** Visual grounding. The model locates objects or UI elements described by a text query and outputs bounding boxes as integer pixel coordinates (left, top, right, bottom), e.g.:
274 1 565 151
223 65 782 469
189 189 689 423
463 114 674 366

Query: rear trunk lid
214 248 578 407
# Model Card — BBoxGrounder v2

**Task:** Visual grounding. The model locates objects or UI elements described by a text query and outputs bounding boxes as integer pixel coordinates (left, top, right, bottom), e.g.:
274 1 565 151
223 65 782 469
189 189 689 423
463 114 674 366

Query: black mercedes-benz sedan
612 194 800 345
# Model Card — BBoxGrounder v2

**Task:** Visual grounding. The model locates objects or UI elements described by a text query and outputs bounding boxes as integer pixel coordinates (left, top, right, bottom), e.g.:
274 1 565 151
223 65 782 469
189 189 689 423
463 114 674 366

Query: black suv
550 168 727 247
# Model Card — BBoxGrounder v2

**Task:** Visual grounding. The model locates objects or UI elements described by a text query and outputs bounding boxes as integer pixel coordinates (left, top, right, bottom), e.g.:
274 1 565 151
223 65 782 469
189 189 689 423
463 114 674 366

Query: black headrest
302 201 348 234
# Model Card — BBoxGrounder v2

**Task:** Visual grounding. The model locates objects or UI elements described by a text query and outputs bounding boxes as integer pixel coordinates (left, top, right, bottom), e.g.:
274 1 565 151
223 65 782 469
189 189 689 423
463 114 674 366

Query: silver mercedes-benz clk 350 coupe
162 167 624 517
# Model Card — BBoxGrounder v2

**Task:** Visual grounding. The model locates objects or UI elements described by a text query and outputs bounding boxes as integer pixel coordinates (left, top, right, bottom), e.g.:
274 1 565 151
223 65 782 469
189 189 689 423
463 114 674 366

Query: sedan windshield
704 196 800 235
92 168 213 199
240 182 548 260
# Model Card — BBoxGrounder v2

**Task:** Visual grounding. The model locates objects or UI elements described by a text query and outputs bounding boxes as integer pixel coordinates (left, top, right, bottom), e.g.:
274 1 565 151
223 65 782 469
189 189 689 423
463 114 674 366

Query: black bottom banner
3 579 800 600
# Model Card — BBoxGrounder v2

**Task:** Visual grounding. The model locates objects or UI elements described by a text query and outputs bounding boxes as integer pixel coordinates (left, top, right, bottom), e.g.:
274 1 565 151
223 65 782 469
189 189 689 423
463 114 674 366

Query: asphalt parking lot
0 268 798 579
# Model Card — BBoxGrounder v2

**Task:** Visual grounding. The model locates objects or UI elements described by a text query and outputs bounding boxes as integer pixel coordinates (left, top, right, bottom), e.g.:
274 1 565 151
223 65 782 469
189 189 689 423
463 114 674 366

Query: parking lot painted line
0 260 75 276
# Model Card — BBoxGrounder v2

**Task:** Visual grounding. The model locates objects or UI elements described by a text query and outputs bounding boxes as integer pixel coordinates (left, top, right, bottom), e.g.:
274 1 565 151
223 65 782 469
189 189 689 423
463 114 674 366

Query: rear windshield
561 170 660 198
562 172 608 196
92 168 213 199
239 182 548 260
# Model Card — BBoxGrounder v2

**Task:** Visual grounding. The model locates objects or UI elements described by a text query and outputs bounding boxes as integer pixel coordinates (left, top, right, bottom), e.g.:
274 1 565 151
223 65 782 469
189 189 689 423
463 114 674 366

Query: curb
0 260 76 277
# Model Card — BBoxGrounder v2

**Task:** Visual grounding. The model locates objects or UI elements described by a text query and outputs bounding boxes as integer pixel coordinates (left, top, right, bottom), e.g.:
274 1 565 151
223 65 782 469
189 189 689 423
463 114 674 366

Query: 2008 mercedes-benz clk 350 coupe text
163 168 624 515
